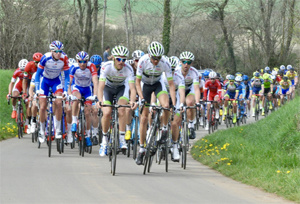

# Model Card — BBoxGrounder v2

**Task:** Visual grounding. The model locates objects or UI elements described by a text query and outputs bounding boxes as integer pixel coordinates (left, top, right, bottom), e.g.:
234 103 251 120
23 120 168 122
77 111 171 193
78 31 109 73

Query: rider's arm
194 83 200 103
168 80 176 106
129 82 137 104
35 68 44 93
97 80 105 104
135 77 144 100
68 76 73 96
90 63 98 96
63 69 70 94
29 84 35 98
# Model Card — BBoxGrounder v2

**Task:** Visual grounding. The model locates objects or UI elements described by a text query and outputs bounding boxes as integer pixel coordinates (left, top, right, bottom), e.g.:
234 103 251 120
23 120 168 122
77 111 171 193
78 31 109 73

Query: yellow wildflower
277 170 281 173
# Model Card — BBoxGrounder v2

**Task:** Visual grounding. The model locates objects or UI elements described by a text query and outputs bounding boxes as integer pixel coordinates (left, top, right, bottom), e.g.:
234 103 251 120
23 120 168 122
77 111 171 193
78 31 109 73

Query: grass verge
191 96 300 202
0 70 19 140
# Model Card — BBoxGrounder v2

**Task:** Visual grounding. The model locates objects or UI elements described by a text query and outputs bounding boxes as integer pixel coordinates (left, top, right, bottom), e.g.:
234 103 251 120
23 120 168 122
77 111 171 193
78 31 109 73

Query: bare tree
101 0 107 53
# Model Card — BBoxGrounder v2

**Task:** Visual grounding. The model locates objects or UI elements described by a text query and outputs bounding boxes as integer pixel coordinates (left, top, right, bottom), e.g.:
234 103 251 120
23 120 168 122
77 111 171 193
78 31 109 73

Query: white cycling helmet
271 75 276 80
49 40 64 51
132 50 144 60
75 51 89 61
286 65 292 70
271 70 277 76
111 45 129 57
147 41 164 57
18 59 29 71
126 59 134 64
226 74 231 80
168 56 180 68
68 58 76 66
209 71 217 79
235 76 243 82
179 51 195 61
265 66 270 71
280 65 285 70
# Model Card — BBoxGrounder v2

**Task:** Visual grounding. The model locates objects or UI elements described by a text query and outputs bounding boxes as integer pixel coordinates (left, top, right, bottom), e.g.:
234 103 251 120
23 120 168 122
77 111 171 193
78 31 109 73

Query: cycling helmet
32 52 43 62
286 65 292 70
49 40 64 51
235 72 242 77
228 75 235 81
76 51 89 61
271 75 276 80
226 74 231 80
260 68 264 74
254 72 260 77
111 45 129 57
290 67 294 71
216 73 221 78
147 41 164 57
265 66 270 71
271 70 277 76
90 55 102 66
235 76 242 82
280 65 285 70
126 59 134 64
203 70 210 77
209 71 217 79
273 67 279 72
179 51 195 61
168 56 179 68
68 58 76 66
278 70 284 75
243 75 249 81
283 76 288 81
263 73 270 80
132 50 144 60
18 59 29 71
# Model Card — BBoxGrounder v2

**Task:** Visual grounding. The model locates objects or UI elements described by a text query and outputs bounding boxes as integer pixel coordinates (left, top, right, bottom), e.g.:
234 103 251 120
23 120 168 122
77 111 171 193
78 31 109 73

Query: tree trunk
122 0 130 49
84 0 92 52
127 0 135 50
162 0 171 55
101 0 107 53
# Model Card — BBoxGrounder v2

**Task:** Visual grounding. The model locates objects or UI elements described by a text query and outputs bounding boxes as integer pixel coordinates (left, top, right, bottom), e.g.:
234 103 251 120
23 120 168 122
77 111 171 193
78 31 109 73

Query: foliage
191 96 300 202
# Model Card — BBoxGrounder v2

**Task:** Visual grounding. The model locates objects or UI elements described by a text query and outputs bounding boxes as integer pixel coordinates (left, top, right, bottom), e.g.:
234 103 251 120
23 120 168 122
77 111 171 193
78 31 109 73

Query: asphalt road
0 115 294 204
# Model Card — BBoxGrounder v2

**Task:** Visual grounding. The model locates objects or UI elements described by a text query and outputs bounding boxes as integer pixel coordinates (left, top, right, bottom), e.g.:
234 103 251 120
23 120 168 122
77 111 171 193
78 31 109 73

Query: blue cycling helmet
76 51 89 61
254 72 260 77
243 75 249 81
90 55 102 66
49 40 64 51
228 75 235 80
203 70 210 77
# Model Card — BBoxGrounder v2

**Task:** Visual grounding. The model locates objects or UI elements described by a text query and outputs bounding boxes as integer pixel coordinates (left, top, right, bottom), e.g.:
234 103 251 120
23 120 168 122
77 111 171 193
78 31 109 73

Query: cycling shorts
281 88 289 95
39 77 63 96
291 80 294 86
103 84 129 105
264 88 271 95
252 87 262 95
224 91 235 99
208 92 219 101
185 85 195 96
72 85 93 105
141 78 167 104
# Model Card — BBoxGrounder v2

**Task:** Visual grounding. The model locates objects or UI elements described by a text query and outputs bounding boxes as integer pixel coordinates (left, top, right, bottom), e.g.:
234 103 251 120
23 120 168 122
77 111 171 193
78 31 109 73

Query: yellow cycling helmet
263 73 270 80
273 67 279 72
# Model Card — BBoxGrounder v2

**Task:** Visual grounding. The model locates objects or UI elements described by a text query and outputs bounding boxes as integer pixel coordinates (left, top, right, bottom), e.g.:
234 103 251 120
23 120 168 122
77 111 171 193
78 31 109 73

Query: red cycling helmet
33 52 43 62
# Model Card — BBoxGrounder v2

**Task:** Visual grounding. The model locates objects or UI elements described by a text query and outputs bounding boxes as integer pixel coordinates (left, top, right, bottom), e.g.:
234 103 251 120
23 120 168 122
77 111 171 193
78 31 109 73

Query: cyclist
280 65 287 74
279 76 291 103
285 65 298 99
7 59 29 124
68 51 98 145
90 54 103 145
264 66 271 74
22 52 43 134
242 75 252 116
135 41 176 165
166 56 186 162
223 75 240 124
35 40 70 143
250 72 264 117
261 73 273 115
203 71 222 130
28 72 39 133
270 75 280 108
176 51 200 138
124 50 144 141
97 45 137 156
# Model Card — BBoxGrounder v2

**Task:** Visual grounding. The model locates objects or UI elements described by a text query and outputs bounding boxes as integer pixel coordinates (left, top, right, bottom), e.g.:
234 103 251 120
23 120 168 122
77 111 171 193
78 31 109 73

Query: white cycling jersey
99 61 135 88
199 79 205 89
38 52 69 79
163 71 185 91
70 62 97 87
175 66 200 90
136 54 173 85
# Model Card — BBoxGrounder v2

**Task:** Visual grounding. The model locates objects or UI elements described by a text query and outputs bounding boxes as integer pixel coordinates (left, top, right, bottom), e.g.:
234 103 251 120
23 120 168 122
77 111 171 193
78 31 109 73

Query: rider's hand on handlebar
6 94 11 100
130 101 138 110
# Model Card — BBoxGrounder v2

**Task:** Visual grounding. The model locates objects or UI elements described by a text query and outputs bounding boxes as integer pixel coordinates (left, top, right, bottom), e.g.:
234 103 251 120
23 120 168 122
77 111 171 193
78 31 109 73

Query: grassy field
191 96 300 202
0 70 19 140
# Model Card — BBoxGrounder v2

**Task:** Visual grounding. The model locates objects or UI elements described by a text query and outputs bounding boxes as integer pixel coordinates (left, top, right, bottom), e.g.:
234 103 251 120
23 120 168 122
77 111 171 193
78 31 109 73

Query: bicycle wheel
98 111 103 145
17 107 22 139
165 143 169 172
111 121 118 176
80 114 85 157
208 108 213 134
48 115 53 157
127 140 131 157
143 124 157 174
255 100 259 121
182 121 188 169
132 117 139 160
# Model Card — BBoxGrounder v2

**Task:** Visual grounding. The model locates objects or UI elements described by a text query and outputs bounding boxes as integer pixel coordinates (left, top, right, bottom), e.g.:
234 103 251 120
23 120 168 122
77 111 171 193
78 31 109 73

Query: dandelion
227 163 231 165
209 144 213 147
286 171 290 174
240 144 243 146
2 128 4 130
212 153 215 156
277 170 281 173
215 162 218 164
199 155 202 157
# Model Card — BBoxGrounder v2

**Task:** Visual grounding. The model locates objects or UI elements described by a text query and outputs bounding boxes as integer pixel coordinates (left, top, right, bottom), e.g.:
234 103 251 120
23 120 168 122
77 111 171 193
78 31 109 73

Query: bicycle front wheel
48 115 53 157
111 121 119 176
132 117 139 160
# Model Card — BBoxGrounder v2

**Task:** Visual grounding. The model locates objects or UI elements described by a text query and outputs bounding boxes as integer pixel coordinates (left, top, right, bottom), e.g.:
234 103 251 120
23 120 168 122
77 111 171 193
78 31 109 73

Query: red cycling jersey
204 79 222 101
11 68 24 93
24 61 37 80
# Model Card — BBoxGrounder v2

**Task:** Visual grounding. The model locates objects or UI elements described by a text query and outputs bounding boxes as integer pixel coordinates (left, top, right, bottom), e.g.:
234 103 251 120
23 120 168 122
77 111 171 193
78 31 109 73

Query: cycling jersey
176 66 199 90
136 55 173 85
70 62 97 87
224 82 239 99
11 68 25 93
285 71 298 85
263 78 273 89
24 61 38 80
203 79 222 101
99 61 134 88
280 80 291 90
236 82 246 98
163 71 185 91
242 81 252 98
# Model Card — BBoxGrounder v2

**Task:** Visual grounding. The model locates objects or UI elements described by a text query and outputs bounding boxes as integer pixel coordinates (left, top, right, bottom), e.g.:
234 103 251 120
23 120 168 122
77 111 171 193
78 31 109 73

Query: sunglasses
134 59 139 62
230 80 234 82
151 56 162 61
182 60 192 65
78 60 87 64
54 50 63 53
171 68 175 72
210 78 216 80
115 57 127 62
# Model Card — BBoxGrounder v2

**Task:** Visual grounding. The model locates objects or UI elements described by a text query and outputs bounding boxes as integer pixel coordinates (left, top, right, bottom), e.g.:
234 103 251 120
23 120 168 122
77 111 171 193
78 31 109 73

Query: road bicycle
8 96 25 139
